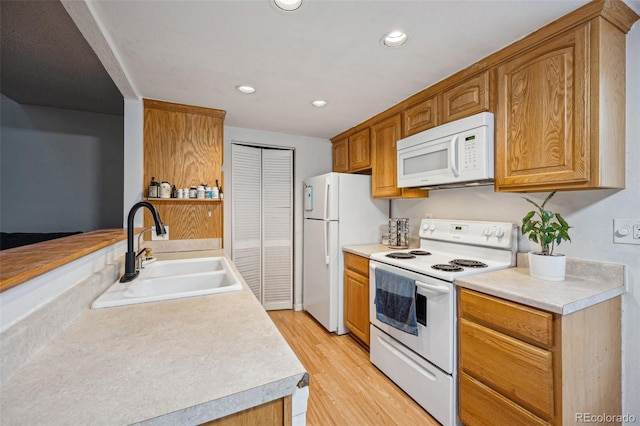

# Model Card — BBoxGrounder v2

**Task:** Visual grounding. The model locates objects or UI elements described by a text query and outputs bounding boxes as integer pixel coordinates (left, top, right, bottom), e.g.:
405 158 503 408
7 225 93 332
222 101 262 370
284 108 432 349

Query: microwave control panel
462 134 479 170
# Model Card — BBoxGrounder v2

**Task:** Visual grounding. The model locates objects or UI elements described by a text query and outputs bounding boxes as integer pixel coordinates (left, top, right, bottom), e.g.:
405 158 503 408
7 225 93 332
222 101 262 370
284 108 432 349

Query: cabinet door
441 71 490 123
371 115 403 198
332 137 349 172
348 128 371 171
495 25 589 191
371 115 429 199
402 96 438 137
344 269 370 346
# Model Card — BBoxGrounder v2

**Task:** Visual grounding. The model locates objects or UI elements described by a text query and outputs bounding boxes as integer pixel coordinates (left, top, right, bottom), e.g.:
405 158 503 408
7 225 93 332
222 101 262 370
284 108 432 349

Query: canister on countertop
388 218 410 249
189 186 197 198
197 184 205 199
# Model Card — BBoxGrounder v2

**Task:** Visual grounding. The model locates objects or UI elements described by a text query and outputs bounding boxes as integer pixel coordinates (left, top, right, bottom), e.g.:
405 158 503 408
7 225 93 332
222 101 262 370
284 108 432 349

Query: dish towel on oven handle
374 268 418 336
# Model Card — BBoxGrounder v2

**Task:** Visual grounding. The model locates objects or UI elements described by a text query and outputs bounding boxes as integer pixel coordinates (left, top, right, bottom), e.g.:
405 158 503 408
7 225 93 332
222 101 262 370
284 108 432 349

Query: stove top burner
409 250 431 256
449 259 488 268
386 252 416 259
431 264 464 272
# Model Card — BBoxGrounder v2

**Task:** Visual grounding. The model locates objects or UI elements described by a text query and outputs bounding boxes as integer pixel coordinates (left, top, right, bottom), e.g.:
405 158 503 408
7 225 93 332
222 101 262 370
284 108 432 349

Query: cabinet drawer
460 318 554 421
459 288 553 348
459 372 549 426
344 252 369 277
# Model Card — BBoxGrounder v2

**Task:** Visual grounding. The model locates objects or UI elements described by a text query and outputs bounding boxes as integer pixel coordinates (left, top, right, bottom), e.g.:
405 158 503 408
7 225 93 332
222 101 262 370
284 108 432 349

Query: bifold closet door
231 144 293 310
231 144 262 299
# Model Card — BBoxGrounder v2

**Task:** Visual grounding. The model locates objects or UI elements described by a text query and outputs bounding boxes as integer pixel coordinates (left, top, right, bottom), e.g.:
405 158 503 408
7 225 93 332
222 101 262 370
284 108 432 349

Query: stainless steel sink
92 257 242 309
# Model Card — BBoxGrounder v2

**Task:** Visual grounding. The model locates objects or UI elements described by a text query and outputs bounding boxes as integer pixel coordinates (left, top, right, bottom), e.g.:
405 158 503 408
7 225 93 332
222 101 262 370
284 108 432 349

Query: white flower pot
528 252 566 281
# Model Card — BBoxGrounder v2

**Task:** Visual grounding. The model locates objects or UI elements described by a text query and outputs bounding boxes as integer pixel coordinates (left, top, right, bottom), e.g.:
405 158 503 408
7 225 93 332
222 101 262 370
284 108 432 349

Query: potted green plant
521 190 571 281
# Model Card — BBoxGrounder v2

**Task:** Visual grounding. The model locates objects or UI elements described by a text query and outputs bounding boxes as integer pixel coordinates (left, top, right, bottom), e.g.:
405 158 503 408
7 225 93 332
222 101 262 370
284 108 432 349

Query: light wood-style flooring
268 310 439 426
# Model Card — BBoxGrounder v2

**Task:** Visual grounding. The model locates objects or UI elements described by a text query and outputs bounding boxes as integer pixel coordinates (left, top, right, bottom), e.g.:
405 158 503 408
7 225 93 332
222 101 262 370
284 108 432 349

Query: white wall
392 21 640 415
122 98 144 228
223 126 332 310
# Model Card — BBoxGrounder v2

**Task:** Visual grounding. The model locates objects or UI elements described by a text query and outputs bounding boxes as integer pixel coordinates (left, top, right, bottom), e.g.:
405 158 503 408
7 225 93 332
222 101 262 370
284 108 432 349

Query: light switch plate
151 225 169 241
613 218 640 245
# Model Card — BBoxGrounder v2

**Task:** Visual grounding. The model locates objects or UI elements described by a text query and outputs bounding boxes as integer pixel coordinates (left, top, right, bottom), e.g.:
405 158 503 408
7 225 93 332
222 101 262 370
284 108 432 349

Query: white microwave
397 112 494 189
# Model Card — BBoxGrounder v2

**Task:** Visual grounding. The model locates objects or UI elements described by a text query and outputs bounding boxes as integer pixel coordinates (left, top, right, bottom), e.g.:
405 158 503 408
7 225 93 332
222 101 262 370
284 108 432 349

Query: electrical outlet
151 225 169 241
613 218 640 245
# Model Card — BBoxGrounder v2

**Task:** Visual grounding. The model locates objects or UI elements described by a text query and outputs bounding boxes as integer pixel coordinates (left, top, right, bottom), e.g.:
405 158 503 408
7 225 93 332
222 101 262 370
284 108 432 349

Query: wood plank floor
268 310 440 426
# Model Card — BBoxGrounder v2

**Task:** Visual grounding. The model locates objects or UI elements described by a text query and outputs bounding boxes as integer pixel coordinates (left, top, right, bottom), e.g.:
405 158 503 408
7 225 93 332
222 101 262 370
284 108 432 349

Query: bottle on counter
197 184 205 199
148 177 160 198
177 188 184 199
189 186 198 198
171 185 178 198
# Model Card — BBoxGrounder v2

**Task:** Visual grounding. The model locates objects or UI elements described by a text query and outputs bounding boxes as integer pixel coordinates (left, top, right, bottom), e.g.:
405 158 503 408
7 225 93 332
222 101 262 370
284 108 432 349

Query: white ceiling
64 0 604 139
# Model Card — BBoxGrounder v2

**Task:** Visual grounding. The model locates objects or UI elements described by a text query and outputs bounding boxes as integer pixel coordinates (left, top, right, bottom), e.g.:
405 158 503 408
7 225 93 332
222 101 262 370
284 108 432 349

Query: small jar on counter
197 184 205 199
177 188 184 199
189 186 198 199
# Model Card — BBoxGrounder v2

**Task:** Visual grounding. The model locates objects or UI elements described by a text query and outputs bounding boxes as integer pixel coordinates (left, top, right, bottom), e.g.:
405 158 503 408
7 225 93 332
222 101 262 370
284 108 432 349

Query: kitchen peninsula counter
455 253 625 315
0 250 307 425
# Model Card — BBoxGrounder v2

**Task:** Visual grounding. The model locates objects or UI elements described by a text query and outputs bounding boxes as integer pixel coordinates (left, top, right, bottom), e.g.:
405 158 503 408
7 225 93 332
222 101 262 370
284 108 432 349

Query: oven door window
416 292 427 326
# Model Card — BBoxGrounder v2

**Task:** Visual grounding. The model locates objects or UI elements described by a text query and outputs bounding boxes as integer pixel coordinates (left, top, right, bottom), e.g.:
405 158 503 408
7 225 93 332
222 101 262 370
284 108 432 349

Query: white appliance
303 173 388 335
397 112 494 189
369 218 517 426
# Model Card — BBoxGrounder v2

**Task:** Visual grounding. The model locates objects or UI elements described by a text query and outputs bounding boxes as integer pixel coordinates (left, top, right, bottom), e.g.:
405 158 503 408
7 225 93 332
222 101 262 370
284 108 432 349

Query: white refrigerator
303 173 388 335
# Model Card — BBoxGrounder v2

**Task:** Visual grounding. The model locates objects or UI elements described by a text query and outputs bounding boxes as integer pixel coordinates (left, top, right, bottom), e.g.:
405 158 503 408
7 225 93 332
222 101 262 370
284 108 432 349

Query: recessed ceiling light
236 85 256 94
311 100 327 107
273 0 302 12
382 30 408 48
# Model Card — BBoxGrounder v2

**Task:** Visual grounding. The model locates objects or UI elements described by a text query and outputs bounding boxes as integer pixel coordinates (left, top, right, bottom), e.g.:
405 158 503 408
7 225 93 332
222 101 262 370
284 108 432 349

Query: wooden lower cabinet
344 252 370 347
458 288 621 426
203 395 292 425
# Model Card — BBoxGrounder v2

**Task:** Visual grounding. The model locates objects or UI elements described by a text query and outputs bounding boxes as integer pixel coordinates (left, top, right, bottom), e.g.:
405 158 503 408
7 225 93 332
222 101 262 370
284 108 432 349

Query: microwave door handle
450 135 460 177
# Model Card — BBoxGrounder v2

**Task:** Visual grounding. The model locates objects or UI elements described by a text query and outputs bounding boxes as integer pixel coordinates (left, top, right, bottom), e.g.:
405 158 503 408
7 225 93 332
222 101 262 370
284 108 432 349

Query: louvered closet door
231 144 293 309
261 149 293 310
231 145 262 300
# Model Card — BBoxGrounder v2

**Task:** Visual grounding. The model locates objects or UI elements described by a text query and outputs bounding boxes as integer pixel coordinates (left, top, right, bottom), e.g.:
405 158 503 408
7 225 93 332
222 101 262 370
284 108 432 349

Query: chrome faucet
120 201 166 283
137 227 154 270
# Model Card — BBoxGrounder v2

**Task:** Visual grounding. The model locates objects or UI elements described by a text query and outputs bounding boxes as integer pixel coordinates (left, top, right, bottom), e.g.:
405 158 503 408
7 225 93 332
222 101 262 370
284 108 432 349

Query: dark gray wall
1 94 123 233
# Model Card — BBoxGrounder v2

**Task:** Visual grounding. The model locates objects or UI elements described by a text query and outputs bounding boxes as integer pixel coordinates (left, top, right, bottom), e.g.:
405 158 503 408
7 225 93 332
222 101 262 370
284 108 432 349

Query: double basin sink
92 256 242 309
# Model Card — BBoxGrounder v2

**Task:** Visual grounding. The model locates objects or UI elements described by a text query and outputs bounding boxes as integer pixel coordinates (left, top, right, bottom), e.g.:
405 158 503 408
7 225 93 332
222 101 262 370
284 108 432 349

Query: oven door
370 260 456 375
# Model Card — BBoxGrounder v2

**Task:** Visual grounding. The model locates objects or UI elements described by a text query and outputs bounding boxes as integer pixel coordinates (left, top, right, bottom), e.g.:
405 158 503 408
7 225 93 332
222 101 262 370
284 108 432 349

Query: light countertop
342 243 418 258
1 250 307 425
455 254 625 315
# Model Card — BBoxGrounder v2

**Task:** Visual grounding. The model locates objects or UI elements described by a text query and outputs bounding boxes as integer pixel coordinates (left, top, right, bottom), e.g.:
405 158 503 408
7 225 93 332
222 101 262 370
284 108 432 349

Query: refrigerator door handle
324 221 330 265
324 177 331 220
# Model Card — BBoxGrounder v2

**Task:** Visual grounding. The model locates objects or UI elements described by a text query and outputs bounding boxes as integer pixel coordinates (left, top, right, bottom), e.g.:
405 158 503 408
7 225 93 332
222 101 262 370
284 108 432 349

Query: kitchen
1 0 640 424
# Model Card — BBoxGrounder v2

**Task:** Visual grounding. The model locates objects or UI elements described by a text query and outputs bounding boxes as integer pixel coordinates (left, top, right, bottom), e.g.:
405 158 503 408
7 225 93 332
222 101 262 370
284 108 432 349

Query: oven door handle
415 280 450 296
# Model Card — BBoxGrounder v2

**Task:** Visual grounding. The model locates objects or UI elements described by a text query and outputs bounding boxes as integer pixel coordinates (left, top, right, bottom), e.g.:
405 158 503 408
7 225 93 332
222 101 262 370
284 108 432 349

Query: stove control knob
429 223 436 231
422 223 430 231
495 227 505 238
482 227 494 237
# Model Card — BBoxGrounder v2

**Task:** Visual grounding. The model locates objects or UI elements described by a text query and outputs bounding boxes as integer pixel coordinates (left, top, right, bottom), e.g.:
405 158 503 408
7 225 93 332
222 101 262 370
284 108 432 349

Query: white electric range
369 218 518 426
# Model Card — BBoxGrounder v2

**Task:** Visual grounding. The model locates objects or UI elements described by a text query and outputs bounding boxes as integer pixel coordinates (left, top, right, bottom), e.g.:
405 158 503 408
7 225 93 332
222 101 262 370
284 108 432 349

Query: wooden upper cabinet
332 137 349 172
332 129 371 173
371 115 428 199
402 96 438 137
371 115 402 198
441 71 490 124
496 18 629 192
143 100 225 240
348 128 371 171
